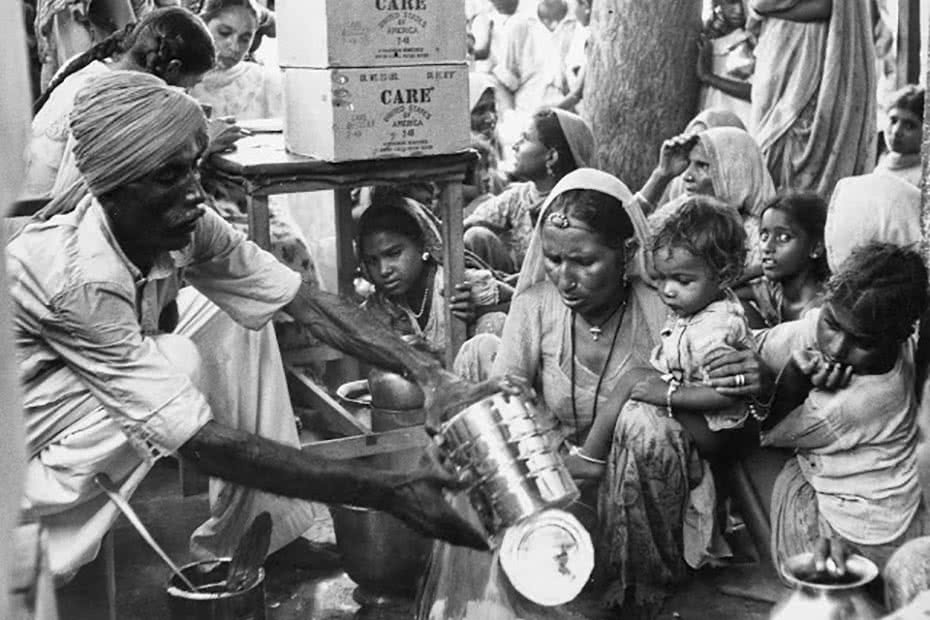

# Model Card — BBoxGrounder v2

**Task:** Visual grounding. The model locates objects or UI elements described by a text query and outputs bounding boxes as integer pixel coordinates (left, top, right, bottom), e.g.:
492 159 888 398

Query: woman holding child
418 169 764 619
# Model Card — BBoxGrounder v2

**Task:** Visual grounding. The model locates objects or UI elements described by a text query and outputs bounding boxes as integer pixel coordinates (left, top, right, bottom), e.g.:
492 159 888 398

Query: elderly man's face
103 134 208 258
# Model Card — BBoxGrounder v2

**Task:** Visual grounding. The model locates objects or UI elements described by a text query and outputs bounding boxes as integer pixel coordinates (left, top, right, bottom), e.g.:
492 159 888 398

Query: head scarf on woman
469 72 497 113
516 168 664 334
825 172 921 272
37 70 207 220
663 127 774 218
684 108 747 134
552 108 595 169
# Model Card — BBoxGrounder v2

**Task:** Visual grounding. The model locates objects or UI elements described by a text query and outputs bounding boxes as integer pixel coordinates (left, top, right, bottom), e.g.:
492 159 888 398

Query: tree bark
923 14 930 265
584 0 702 189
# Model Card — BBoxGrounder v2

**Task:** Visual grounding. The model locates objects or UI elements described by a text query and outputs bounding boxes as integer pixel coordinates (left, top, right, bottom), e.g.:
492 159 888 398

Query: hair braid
33 22 135 113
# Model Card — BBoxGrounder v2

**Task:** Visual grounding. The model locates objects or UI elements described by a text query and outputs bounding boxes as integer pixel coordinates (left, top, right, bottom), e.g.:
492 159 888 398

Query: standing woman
464 107 594 275
749 0 875 196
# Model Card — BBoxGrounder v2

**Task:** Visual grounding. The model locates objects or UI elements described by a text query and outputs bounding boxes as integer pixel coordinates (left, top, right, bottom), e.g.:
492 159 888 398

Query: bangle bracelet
568 444 607 466
666 381 679 418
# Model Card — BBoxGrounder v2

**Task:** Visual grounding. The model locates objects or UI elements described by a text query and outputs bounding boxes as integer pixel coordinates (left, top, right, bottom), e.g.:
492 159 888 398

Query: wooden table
206 133 475 449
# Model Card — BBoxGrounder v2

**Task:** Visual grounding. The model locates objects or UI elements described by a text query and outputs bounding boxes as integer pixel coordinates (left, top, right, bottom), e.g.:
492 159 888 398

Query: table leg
438 181 467 368
246 193 272 251
331 188 360 384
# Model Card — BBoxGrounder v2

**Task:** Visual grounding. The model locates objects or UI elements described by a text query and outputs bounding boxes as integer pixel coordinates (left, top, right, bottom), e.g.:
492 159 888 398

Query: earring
545 161 555 177
421 252 430 262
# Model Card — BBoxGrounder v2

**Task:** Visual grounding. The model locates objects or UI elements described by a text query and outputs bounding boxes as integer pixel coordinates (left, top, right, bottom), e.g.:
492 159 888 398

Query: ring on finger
735 374 745 387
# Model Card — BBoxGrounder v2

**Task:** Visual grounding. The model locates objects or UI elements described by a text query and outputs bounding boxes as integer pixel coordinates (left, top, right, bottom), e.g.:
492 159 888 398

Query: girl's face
574 0 591 26
717 0 746 28
815 302 896 374
541 220 627 318
207 7 257 70
471 90 498 138
682 143 715 197
360 231 426 298
759 208 820 282
512 120 550 181
884 106 922 156
653 245 722 316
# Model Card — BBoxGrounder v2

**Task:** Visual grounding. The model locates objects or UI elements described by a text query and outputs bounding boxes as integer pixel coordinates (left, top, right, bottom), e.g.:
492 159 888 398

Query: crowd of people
4 0 930 619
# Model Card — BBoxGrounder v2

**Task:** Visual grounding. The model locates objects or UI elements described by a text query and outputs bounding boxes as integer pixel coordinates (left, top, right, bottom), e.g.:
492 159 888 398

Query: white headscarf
825 172 922 271
516 168 653 294
551 108 595 169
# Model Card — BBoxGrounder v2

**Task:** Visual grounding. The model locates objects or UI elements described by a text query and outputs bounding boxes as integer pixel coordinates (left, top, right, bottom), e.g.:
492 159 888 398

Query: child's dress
698 27 755 127
650 289 753 430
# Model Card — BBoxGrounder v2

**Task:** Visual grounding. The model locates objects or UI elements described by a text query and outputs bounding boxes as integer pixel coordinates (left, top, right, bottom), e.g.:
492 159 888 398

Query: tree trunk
584 0 702 189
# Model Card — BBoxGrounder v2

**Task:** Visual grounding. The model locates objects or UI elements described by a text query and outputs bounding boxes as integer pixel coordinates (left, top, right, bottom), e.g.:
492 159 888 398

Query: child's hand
792 348 853 391
443 282 476 324
630 376 667 405
656 133 698 179
206 117 251 155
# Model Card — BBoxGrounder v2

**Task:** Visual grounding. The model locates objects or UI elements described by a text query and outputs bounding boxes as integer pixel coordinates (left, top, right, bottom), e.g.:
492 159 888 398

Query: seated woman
356 189 511 354
739 191 828 328
189 0 281 119
758 242 930 570
874 85 924 188
463 107 594 275
24 6 215 200
644 126 775 270
418 169 763 619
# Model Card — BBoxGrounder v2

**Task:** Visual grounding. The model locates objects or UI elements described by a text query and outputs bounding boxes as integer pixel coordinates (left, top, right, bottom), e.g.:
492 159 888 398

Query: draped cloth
37 70 207 220
749 0 876 196
552 109 595 169
685 108 747 133
824 172 921 272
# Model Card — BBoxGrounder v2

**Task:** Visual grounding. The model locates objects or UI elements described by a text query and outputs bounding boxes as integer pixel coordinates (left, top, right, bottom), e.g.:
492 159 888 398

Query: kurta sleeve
183 208 301 330
464 185 517 230
41 282 212 460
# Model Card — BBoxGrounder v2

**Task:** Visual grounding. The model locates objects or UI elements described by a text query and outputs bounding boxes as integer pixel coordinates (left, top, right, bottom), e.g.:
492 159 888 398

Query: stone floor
56 461 781 620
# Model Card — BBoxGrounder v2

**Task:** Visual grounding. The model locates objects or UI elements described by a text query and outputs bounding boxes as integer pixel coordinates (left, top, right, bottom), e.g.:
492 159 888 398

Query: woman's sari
748 0 875 196
417 170 700 619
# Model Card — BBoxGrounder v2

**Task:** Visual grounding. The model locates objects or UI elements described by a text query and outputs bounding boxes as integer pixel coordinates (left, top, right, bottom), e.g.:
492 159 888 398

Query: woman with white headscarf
650 126 775 268
421 169 766 618
464 107 594 274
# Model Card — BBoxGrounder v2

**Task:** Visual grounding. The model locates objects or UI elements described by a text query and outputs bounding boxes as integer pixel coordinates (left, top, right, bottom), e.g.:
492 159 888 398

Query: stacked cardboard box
276 0 470 161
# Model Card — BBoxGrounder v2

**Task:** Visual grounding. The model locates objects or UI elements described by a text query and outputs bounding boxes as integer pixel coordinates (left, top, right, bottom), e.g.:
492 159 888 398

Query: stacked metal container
275 0 470 161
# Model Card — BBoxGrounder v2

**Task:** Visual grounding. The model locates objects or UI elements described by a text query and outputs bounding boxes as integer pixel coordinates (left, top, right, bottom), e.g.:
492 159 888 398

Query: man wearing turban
7 70 497 580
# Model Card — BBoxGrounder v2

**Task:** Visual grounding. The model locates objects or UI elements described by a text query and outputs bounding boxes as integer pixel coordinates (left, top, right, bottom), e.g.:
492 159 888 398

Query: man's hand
422 371 532 434
385 465 489 551
792 348 853 391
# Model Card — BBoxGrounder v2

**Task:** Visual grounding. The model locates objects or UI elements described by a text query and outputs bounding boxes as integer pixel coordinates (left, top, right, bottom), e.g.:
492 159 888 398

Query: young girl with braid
758 242 930 570
24 7 216 200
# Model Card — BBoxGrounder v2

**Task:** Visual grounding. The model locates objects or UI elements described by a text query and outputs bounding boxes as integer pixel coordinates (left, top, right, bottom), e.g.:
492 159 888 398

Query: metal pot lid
336 379 372 407
498 509 594 607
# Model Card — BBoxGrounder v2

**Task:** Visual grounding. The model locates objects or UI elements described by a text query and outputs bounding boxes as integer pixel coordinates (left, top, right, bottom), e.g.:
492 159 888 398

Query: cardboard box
276 0 466 68
284 64 469 162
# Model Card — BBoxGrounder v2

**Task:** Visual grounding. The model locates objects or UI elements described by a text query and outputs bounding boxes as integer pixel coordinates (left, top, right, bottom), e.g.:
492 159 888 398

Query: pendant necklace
570 295 627 445
584 298 627 341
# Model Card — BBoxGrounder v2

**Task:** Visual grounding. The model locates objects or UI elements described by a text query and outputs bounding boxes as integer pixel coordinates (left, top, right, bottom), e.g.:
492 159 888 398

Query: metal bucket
330 504 431 609
438 392 578 535
166 559 265 620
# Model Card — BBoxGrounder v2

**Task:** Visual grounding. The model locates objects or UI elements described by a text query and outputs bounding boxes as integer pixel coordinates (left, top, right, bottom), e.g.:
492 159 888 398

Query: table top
207 131 477 184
